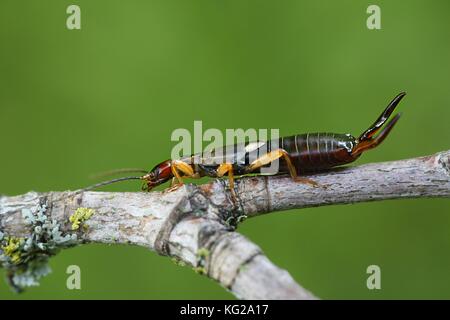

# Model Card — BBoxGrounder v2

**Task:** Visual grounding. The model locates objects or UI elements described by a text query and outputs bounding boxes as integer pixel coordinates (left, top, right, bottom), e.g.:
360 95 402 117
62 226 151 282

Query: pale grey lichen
11 260 52 288
0 200 78 292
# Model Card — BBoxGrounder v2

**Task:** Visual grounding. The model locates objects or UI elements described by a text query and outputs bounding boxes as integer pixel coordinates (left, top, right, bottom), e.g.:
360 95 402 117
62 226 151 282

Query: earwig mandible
83 92 406 200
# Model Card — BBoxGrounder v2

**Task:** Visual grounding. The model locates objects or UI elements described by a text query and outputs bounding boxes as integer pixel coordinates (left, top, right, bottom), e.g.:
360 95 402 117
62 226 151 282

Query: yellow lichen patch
69 208 95 231
197 247 210 259
171 257 186 267
1 237 24 264
192 266 207 275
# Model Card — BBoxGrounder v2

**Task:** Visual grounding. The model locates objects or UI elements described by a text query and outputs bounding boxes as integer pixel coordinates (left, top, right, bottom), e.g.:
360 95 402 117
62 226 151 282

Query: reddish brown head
141 160 173 191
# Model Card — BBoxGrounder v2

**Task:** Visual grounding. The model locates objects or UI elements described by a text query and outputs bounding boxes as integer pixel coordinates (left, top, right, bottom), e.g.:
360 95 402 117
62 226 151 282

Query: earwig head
141 160 173 191
351 92 406 157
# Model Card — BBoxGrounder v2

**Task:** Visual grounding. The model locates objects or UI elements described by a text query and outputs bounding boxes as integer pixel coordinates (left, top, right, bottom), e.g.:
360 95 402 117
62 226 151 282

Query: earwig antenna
79 176 143 193
89 168 148 180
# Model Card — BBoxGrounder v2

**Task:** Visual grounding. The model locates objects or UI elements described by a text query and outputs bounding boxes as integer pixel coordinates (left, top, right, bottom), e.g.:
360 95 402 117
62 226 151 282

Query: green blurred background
1 0 449 299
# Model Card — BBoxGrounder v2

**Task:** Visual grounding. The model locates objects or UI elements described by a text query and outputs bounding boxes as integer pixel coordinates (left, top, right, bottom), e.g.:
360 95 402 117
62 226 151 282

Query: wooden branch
0 189 316 299
232 150 450 217
1 150 449 299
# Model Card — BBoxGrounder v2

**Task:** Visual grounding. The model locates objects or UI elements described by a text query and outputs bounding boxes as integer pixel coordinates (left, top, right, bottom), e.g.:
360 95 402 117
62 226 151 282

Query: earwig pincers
83 92 406 200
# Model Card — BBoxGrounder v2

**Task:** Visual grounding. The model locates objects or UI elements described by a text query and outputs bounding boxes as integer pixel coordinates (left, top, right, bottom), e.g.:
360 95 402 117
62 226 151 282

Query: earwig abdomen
276 133 359 173
195 133 362 175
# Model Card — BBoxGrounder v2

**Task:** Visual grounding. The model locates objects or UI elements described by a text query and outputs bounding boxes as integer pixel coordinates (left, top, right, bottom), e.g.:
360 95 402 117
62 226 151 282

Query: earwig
82 92 406 199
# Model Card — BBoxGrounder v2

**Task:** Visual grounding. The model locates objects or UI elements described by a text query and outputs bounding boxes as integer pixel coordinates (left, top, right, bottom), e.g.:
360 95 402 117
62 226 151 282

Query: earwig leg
165 183 183 193
292 176 320 187
166 160 197 192
171 160 195 182
216 163 237 202
248 149 319 187
169 177 178 187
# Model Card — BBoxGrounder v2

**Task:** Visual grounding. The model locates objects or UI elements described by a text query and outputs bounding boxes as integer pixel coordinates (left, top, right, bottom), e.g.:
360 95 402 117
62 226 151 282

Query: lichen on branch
0 199 78 292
